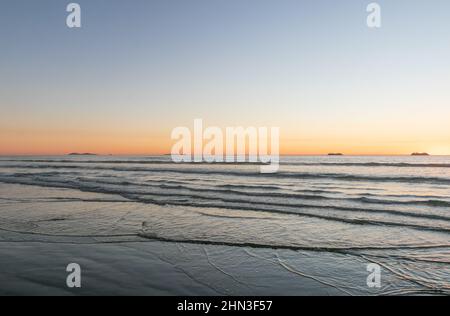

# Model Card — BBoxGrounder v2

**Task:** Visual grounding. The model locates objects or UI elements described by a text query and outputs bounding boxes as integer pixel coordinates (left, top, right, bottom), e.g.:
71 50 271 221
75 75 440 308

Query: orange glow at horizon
1 129 449 156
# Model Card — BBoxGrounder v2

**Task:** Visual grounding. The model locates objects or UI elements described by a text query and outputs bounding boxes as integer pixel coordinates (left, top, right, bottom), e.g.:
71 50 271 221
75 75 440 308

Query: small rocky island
328 153 343 156
411 152 429 156
68 153 97 156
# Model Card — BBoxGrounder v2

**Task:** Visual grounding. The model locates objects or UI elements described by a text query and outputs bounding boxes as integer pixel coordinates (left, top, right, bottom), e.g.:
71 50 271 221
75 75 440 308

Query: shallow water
0 155 449 295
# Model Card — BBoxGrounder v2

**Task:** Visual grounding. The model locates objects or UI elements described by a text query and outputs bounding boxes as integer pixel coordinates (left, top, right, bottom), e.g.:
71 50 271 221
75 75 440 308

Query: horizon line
0 153 448 157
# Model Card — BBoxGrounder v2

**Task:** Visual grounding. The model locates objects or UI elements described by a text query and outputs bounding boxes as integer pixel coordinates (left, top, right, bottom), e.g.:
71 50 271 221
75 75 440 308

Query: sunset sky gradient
1 0 450 155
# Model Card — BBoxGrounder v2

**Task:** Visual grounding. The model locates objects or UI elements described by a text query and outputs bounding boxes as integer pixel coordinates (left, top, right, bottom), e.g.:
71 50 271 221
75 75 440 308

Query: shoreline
0 177 447 296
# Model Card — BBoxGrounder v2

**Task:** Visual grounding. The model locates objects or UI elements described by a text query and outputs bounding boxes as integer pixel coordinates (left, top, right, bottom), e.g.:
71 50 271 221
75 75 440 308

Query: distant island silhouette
68 153 97 156
411 152 429 156
328 153 343 156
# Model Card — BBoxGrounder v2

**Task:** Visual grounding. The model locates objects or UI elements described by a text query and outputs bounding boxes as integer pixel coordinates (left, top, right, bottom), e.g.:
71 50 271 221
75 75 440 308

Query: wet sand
2 237 390 296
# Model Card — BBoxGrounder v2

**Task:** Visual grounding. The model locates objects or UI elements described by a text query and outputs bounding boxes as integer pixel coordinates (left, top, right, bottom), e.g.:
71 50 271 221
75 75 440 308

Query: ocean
0 155 449 295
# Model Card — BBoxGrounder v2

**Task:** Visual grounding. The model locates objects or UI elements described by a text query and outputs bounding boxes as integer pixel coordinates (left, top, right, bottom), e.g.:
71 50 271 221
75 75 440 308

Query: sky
1 0 450 155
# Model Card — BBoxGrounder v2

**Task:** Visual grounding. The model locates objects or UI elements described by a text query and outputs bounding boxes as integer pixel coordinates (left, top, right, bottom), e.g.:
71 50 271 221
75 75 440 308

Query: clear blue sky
1 0 450 154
